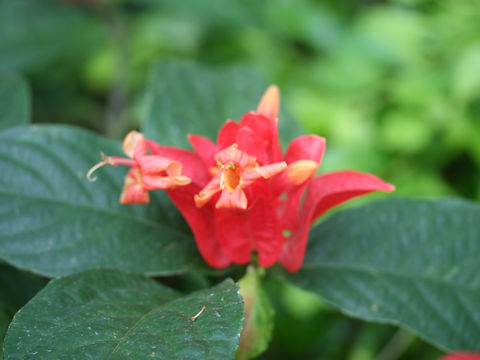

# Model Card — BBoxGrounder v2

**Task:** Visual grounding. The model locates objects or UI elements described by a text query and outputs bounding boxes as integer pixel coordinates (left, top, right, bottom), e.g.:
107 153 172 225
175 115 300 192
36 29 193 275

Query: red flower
91 86 394 271
440 353 480 360
194 143 287 210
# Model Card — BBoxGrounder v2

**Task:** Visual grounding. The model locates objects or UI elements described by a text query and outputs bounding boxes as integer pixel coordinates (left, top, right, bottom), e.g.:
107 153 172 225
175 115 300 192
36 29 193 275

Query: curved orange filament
86 153 136 182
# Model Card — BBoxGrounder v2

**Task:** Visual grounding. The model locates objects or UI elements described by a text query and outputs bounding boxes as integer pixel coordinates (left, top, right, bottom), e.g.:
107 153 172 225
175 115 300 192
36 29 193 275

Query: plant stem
375 328 415 360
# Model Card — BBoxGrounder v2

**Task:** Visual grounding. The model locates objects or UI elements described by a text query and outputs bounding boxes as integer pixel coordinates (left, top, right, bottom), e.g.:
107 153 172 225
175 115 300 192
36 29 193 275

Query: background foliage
1 0 479 359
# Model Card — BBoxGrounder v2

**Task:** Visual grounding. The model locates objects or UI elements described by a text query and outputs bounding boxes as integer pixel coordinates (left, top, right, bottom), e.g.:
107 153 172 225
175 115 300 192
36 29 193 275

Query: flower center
222 167 241 192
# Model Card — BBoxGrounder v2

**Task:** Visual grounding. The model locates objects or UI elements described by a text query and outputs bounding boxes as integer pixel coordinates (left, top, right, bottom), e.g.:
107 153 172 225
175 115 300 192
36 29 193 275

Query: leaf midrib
105 299 173 358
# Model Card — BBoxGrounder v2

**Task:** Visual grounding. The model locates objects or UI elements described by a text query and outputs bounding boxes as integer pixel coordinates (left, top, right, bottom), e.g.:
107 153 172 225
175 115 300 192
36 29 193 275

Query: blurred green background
1 0 479 358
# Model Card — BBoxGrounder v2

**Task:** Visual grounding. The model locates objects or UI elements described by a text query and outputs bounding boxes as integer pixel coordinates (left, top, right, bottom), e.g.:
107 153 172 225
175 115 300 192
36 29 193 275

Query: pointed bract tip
285 160 318 185
257 85 280 121
171 175 192 187
194 194 209 208
384 183 395 192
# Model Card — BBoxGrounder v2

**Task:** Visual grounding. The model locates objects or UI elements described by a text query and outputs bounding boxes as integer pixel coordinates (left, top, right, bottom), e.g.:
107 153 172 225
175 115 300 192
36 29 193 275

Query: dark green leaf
286 198 480 351
0 125 203 277
0 263 45 360
3 270 244 360
0 72 30 132
143 61 302 149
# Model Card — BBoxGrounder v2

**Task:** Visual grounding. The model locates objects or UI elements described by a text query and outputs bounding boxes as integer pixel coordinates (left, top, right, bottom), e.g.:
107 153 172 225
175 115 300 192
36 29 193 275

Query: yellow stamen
221 167 241 192
86 153 116 182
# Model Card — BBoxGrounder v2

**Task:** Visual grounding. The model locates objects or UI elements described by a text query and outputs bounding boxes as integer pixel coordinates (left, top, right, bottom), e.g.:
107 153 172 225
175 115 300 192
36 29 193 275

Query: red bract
91 86 394 271
440 353 480 360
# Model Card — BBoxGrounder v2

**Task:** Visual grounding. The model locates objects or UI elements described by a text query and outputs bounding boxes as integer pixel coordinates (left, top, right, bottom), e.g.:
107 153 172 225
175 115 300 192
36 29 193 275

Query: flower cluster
89 86 394 272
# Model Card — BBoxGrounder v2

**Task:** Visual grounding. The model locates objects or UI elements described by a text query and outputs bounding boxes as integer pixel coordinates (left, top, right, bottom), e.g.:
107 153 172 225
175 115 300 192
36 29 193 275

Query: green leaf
0 72 30 132
0 263 45 360
136 0 261 27
143 61 302 149
0 0 103 71
3 270 244 360
236 266 274 360
285 198 480 351
0 125 203 277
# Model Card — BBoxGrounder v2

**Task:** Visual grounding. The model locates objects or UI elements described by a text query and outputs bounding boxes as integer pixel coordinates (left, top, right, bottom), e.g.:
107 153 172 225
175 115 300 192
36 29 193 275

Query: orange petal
143 174 191 190
136 155 181 175
123 131 147 159
214 143 256 168
216 189 248 210
120 170 149 204
285 160 318 185
194 173 222 208
242 161 287 182
257 85 280 120
165 161 183 177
